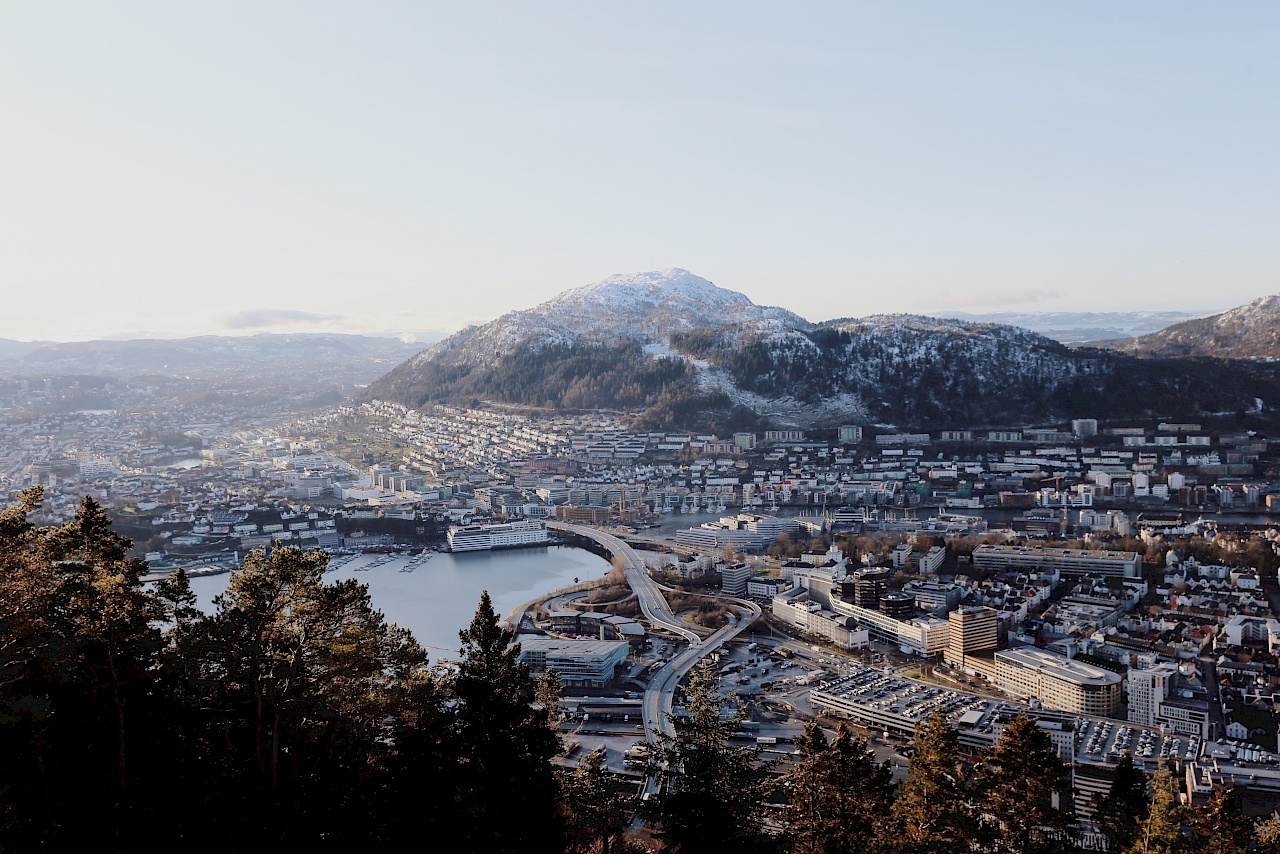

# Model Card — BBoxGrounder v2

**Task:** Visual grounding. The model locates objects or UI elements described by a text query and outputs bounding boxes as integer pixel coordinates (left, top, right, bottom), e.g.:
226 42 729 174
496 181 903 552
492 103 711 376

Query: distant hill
944 310 1205 345
1116 294 1280 359
365 269 1279 430
0 338 53 360
0 333 428 386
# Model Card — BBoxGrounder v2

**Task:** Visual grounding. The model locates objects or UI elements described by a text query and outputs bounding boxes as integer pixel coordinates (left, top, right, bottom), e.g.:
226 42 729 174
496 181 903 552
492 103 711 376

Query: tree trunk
106 646 128 803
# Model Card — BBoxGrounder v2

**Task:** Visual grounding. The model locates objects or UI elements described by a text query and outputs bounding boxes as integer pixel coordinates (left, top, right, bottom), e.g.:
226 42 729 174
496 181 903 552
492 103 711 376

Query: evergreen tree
648 660 774 853
183 545 426 847
536 666 566 736
452 590 564 854
1190 786 1250 854
888 710 975 853
380 663 461 845
783 722 892 854
1095 751 1148 854
0 493 166 850
1132 765 1186 854
975 713 1074 853
563 747 634 854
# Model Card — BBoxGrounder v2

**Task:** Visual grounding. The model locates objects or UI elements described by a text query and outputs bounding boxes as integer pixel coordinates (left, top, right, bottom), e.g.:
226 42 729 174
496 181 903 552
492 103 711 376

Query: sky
1 2 1278 342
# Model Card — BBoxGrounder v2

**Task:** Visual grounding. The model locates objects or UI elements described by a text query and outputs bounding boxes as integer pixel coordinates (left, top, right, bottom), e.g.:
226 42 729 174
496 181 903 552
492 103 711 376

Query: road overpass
546 521 700 645
547 521 762 801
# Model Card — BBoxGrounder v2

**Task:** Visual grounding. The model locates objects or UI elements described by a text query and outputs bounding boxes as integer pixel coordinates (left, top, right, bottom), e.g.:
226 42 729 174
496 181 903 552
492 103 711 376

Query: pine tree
1095 751 1148 854
783 722 892 854
452 590 564 854
188 545 426 846
1190 786 1250 854
563 747 634 854
380 663 461 845
1132 764 1185 854
0 494 165 850
536 666 566 737
975 713 1074 853
888 710 975 853
648 660 774 853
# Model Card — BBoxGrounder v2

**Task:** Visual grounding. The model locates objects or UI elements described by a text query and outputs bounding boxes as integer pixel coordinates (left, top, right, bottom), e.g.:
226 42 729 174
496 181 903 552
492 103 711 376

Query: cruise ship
446 520 550 552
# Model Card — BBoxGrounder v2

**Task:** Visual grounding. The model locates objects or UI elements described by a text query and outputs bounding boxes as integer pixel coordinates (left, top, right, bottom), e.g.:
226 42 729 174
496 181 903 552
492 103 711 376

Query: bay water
186 545 611 658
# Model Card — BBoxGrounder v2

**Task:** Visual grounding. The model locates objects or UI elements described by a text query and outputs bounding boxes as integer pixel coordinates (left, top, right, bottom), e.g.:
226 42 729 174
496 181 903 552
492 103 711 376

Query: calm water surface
187 545 611 658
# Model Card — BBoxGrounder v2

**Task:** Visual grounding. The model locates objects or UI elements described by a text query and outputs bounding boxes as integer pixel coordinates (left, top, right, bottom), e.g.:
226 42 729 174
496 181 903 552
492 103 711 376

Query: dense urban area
9 365 1280 850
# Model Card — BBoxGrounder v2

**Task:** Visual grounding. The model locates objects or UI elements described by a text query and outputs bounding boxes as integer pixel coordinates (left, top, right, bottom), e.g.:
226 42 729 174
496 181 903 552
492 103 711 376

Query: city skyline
2 3 1278 341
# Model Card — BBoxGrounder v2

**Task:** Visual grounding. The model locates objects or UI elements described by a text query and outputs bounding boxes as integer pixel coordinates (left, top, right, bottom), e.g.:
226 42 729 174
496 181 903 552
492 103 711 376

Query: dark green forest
367 340 759 432
367 323 1280 431
3 490 1280 853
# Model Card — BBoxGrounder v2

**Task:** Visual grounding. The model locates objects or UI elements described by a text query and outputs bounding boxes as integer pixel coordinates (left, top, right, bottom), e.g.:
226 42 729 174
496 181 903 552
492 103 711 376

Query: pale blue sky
1 3 1277 340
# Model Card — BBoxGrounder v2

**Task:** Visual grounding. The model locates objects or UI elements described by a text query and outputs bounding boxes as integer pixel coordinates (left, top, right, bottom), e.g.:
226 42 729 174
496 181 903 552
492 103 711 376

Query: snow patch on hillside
695 364 867 426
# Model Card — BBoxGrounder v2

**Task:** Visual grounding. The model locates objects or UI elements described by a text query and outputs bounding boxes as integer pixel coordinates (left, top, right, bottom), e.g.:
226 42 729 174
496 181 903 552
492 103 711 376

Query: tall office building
1127 663 1175 727
945 606 998 667
852 568 889 609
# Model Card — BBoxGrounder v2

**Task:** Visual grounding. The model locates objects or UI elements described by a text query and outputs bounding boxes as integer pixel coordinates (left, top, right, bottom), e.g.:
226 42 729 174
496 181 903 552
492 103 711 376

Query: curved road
547 521 701 646
547 522 763 797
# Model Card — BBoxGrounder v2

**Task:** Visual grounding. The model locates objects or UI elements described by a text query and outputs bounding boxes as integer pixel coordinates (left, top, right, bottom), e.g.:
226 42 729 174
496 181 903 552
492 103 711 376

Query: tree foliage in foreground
975 713 1074 853
0 491 563 852
648 660 775 853
783 721 892 854
888 709 977 853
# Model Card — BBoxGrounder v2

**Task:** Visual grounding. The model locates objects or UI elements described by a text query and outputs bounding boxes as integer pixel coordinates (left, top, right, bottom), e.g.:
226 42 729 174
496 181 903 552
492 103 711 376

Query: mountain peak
533 268 753 317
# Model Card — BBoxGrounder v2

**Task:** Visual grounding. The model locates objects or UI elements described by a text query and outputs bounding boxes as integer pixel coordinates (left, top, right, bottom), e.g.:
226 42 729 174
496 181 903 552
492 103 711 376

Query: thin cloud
925 288 1063 312
218 308 345 330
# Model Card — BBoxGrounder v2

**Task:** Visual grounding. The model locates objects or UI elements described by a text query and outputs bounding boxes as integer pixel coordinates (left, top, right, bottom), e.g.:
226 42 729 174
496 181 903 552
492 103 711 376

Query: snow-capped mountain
1117 294 1280 358
407 269 807 368
367 270 1278 430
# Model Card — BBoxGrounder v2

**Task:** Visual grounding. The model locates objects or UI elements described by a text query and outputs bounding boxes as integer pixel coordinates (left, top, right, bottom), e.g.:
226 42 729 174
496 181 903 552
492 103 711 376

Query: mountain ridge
1116 294 1280 359
365 270 1280 431
0 332 428 383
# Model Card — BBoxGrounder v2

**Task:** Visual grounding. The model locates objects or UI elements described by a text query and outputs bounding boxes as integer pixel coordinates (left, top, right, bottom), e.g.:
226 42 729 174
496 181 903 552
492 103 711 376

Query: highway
546 521 700 645
546 522 763 800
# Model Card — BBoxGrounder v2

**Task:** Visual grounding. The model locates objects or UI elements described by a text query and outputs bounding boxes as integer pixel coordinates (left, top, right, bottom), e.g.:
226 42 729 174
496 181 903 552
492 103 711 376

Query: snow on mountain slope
404 268 806 370
1118 293 1280 358
367 270 1280 430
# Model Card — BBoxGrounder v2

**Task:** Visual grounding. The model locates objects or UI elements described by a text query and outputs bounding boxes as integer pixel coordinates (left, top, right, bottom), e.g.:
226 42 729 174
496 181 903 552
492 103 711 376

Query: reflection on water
186 545 611 658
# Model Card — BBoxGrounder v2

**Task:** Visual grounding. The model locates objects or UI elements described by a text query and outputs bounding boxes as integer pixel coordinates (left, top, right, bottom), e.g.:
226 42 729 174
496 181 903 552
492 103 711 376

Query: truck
756 736 778 745
624 743 650 768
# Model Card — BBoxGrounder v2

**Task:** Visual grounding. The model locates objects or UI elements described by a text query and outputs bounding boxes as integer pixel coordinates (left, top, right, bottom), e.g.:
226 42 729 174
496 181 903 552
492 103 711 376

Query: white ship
446 519 550 552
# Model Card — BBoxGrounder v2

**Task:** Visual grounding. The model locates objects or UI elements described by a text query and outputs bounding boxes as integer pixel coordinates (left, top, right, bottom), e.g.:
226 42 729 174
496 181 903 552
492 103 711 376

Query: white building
994 648 1122 717
1128 662 1176 728
1221 616 1280 653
